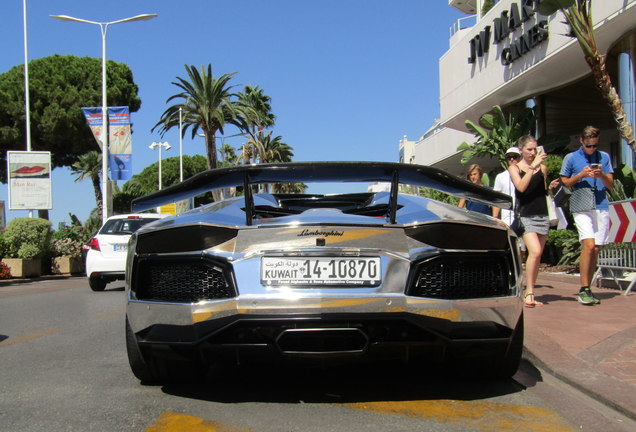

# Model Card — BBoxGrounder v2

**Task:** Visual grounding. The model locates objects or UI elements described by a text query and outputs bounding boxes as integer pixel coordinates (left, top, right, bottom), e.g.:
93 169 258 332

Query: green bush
3 218 52 259
546 228 578 247
557 235 582 266
545 228 581 266
0 230 7 258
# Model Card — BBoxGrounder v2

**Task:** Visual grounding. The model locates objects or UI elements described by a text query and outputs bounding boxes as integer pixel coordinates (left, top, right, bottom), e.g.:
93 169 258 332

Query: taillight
88 238 101 251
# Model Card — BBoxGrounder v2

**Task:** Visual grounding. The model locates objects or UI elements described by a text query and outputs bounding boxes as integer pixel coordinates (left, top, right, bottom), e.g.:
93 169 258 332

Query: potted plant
1 218 52 278
50 224 89 275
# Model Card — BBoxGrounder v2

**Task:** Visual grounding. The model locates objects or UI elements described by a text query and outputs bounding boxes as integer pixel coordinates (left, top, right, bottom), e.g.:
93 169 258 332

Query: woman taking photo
509 136 550 307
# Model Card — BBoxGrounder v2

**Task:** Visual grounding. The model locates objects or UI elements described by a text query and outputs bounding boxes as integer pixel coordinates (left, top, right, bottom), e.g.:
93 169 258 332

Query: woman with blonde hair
458 164 491 215
509 136 551 307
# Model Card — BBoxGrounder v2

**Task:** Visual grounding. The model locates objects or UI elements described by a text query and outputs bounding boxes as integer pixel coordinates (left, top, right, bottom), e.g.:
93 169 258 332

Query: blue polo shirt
560 148 613 210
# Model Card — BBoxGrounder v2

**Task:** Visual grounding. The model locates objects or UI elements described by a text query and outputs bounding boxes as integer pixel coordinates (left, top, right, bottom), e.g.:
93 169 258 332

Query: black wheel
446 315 524 380
88 277 107 291
126 318 205 385
495 314 524 379
125 318 159 384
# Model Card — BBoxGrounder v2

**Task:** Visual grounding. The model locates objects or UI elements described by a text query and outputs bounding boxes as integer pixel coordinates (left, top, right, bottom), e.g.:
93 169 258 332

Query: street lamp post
149 141 171 190
50 13 157 223
179 107 183 182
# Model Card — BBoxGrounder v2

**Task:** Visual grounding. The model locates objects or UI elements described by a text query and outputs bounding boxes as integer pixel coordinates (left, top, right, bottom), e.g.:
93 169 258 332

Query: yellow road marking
342 400 576 432
0 328 61 347
96 308 126 320
0 284 76 297
145 412 259 432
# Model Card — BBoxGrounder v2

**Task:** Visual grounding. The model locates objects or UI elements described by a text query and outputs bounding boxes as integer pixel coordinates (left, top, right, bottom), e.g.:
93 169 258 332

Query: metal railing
449 15 477 38
593 243 636 295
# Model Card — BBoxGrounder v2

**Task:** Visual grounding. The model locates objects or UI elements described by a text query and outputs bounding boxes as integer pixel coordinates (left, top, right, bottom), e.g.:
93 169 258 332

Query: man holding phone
560 126 614 305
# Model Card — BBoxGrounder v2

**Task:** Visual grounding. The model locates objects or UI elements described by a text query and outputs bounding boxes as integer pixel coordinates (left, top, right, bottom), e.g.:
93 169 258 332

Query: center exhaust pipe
276 328 369 357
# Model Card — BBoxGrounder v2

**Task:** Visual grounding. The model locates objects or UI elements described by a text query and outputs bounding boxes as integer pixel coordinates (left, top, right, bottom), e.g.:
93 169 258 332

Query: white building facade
413 0 636 176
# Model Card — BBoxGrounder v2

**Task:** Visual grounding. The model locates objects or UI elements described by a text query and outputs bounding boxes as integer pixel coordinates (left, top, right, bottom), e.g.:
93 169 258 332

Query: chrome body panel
127 293 522 338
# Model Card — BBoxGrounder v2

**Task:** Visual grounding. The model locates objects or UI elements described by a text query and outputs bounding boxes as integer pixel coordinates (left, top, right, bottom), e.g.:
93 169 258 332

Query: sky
0 0 465 229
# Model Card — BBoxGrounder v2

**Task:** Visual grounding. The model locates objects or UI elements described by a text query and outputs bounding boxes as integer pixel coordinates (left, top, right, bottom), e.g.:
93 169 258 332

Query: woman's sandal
524 293 544 308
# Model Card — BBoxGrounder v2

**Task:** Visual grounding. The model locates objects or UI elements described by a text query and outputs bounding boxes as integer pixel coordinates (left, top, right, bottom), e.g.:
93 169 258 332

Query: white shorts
573 209 610 245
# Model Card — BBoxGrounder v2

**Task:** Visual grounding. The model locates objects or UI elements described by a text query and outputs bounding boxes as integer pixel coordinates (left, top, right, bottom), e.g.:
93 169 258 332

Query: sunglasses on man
584 144 598 149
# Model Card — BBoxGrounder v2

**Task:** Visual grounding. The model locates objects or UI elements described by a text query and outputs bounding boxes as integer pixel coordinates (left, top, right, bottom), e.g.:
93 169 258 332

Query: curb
523 340 636 422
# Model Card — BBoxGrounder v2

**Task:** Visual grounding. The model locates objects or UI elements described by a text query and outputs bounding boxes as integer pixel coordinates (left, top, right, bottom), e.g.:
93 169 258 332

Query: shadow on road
160 359 531 404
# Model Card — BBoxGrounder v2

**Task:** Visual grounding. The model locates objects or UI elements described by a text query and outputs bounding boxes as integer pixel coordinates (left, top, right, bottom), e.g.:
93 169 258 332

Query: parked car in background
81 234 95 264
86 213 167 291
124 162 522 384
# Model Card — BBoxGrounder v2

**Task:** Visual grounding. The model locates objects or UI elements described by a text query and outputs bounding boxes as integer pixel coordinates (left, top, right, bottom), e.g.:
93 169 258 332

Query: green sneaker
577 289 595 305
585 288 601 304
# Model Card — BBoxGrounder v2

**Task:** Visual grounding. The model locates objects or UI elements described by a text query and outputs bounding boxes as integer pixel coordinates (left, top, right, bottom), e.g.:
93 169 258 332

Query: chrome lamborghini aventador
124 162 523 384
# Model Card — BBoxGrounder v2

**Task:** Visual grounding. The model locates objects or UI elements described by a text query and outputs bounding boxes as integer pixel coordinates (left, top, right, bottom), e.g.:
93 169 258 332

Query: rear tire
125 318 159 384
126 318 205 385
446 315 524 380
495 315 524 379
88 277 106 291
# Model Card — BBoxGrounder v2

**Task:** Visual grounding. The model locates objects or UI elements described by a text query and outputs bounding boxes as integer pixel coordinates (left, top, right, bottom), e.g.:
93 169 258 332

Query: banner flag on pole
81 106 133 180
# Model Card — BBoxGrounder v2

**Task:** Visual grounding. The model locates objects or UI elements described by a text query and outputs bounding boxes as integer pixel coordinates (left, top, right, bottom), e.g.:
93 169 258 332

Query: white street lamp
149 141 171 190
179 107 183 182
50 13 157 223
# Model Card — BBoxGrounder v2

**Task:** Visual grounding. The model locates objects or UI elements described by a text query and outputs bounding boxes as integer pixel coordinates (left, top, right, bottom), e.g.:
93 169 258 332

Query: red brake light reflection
89 238 101 251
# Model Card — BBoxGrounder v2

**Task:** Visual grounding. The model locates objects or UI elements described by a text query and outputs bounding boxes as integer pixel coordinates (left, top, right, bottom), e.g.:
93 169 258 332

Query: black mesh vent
135 258 236 303
408 253 512 300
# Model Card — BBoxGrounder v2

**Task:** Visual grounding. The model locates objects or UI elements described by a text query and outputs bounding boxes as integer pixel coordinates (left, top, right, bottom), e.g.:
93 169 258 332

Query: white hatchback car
86 213 167 291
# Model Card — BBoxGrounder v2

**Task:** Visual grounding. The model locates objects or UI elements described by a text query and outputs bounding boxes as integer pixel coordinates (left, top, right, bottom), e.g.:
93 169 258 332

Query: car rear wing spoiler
131 161 512 225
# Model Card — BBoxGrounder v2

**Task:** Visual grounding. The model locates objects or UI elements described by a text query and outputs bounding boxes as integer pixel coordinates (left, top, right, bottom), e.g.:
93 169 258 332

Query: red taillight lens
88 238 101 251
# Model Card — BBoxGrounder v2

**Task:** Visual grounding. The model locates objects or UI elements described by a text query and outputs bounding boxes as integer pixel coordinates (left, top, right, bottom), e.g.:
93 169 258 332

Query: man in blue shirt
560 126 614 305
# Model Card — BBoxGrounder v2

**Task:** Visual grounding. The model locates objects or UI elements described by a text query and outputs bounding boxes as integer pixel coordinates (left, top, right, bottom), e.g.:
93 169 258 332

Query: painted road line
0 328 61 347
0 284 77 297
145 411 260 432
96 308 126 320
342 400 576 432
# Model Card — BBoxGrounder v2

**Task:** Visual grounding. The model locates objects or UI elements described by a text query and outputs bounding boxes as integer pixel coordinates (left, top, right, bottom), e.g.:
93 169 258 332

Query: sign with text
7 151 52 210
81 106 133 180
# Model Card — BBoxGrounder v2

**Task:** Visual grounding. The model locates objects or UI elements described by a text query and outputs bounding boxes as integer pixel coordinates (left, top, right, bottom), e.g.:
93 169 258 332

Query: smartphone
590 163 602 170
536 146 545 155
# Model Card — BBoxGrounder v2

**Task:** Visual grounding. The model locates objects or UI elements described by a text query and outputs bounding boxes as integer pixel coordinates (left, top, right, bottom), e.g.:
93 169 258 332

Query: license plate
261 257 381 286
113 244 128 252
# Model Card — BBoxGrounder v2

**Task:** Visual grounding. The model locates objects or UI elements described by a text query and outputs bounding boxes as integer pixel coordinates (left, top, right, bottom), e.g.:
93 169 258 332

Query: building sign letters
468 0 548 66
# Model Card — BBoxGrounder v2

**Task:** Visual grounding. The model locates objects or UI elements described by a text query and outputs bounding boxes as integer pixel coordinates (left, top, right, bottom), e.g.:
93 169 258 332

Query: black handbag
510 200 524 236
553 179 572 208
510 217 524 237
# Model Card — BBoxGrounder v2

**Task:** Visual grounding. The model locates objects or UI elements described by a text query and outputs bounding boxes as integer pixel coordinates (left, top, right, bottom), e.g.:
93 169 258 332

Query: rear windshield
99 218 159 235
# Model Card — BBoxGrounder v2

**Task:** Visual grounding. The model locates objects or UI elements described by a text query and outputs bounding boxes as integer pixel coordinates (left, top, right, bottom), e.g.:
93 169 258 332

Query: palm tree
218 142 237 167
457 105 535 170
71 151 102 216
539 0 635 151
152 64 242 170
237 85 275 131
255 134 295 192
236 85 276 165
257 134 294 164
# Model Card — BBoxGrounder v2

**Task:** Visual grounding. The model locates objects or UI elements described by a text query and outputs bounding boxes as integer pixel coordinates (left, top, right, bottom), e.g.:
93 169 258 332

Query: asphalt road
0 277 630 432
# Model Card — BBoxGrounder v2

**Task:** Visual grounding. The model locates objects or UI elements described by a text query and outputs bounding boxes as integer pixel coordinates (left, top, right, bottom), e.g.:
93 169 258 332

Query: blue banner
81 106 133 180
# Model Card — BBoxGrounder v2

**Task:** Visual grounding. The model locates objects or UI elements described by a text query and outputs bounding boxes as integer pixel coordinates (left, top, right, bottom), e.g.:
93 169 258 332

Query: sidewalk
525 271 636 420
